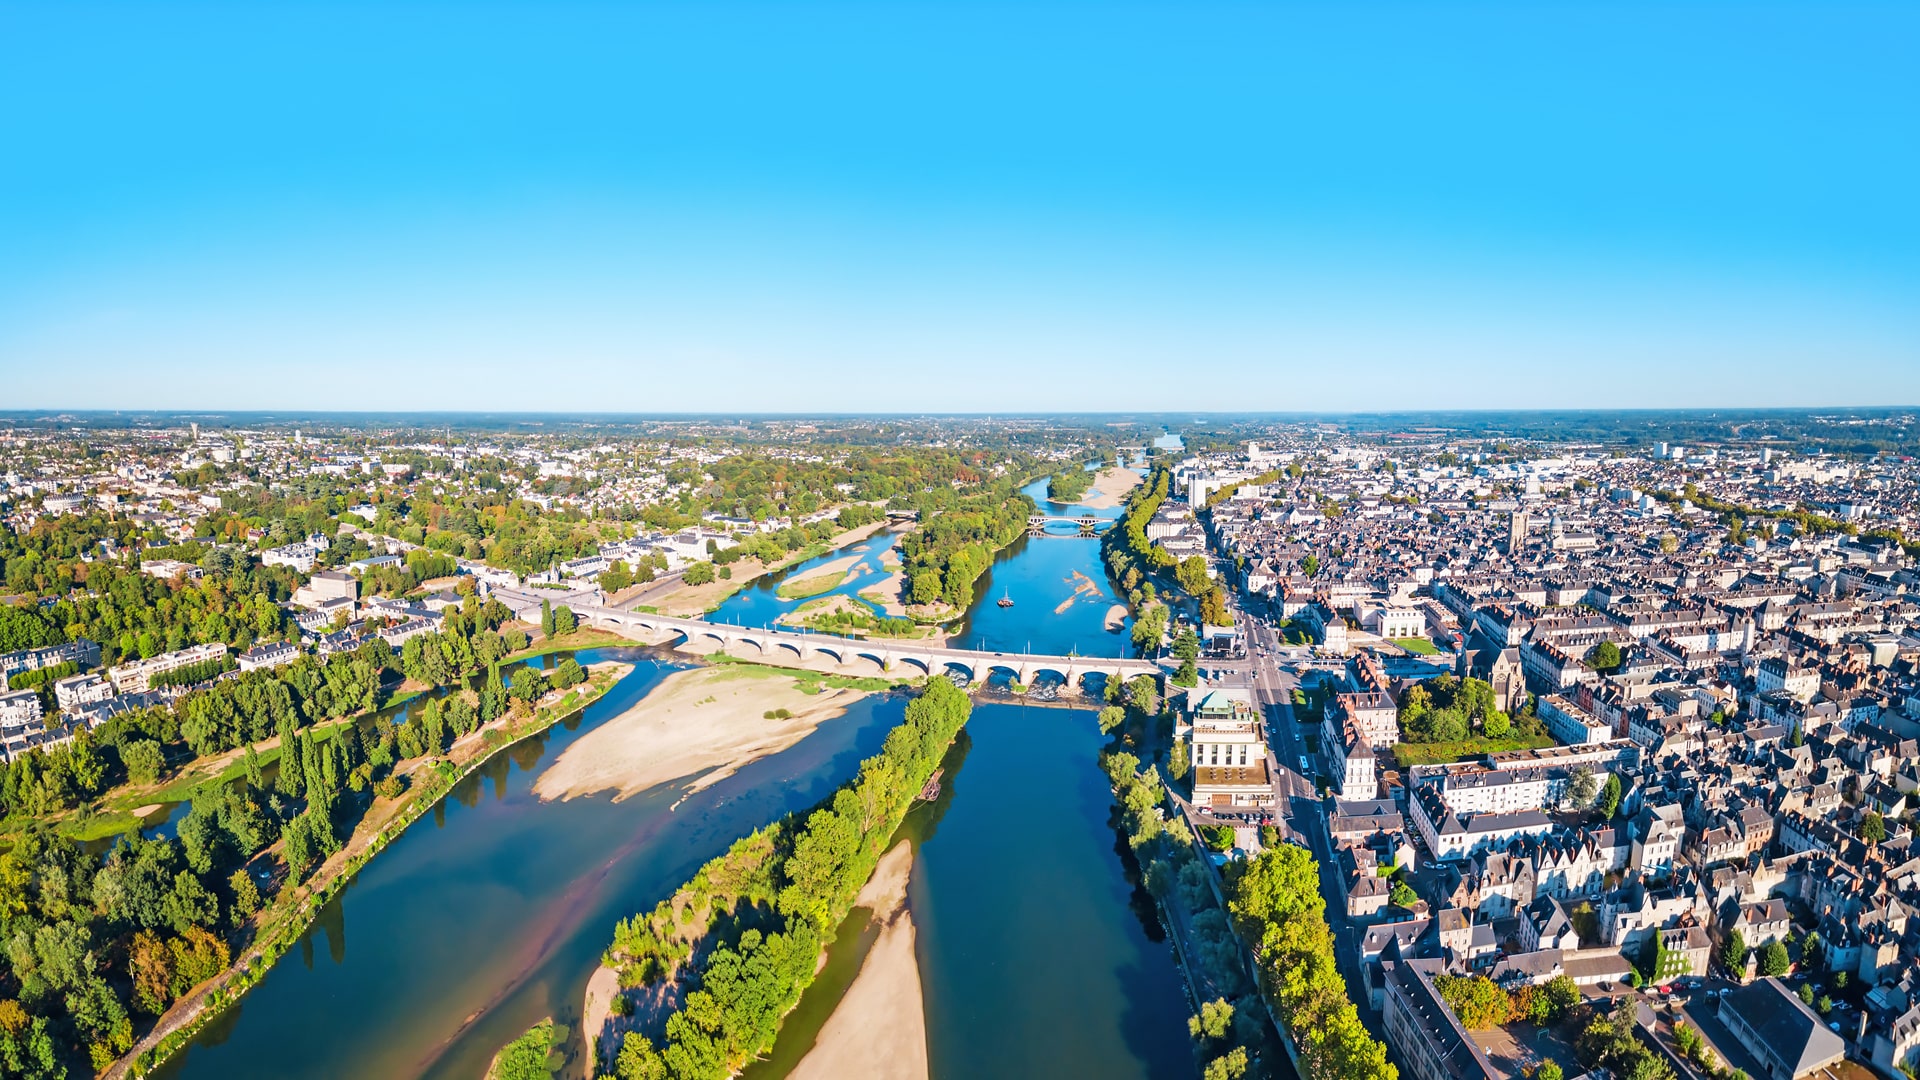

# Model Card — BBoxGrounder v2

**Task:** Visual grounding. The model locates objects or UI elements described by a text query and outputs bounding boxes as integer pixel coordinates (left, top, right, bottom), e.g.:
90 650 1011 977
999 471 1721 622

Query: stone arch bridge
499 595 1160 689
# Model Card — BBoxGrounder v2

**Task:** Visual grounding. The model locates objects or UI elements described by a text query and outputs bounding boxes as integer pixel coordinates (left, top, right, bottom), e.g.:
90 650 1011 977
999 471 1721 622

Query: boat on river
997 588 1014 608
916 768 944 802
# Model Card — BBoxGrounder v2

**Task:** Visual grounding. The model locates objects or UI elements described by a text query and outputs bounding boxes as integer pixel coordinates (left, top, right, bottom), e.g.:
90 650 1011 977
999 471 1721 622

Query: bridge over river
1026 513 1112 536
495 590 1161 689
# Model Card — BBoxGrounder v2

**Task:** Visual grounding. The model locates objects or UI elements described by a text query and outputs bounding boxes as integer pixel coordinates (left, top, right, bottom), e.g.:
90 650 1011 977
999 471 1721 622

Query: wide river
154 475 1194 1079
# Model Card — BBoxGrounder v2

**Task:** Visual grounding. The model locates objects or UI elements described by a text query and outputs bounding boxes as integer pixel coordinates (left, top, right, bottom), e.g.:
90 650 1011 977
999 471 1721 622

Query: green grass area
775 570 844 600
488 1017 560 1080
506 627 633 663
1393 637 1441 655
706 654 916 694
1392 734 1557 769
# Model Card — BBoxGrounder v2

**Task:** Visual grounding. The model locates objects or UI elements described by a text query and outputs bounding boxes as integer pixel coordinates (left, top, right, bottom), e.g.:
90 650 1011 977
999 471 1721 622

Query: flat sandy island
533 665 864 803
1078 466 1144 510
778 553 867 597
790 840 927 1080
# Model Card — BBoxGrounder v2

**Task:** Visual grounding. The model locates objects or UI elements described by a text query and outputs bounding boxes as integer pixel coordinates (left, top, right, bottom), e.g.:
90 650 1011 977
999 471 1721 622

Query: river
154 469 1195 1080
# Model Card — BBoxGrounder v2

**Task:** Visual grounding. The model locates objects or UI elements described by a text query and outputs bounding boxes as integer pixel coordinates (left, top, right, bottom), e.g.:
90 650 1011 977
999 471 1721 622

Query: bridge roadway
495 590 1162 688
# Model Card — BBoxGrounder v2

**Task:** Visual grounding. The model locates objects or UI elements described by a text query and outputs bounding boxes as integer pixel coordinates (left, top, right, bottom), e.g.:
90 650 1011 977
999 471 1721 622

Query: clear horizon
2 2 1916 411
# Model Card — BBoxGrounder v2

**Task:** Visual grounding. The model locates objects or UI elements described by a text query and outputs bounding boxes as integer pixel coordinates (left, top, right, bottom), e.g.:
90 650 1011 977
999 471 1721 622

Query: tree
1201 1047 1248 1080
1722 928 1747 973
1799 983 1816 1005
1801 931 1822 974
1126 676 1159 716
1567 767 1600 809
552 656 586 690
1097 705 1126 735
229 868 261 922
1301 554 1319 577
1436 974 1514 1028
1390 879 1419 909
123 739 166 786
553 605 578 635
682 562 716 586
1169 740 1190 781
1596 774 1623 821
1862 811 1887 844
1172 628 1200 661
1590 640 1622 672
1174 657 1199 687
1817 994 1833 1016
1759 939 1790 977
1535 1064 1564 1080
540 598 554 638
1189 997 1233 1042
1176 556 1211 595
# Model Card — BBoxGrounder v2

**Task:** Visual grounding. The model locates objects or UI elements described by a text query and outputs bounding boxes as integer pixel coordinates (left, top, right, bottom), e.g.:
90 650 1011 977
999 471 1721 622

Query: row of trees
1224 846 1398 1080
601 678 972 1080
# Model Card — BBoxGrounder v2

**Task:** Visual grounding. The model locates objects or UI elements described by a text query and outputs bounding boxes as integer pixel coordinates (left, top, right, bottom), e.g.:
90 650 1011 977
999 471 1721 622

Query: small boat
916 768 945 802
997 588 1015 608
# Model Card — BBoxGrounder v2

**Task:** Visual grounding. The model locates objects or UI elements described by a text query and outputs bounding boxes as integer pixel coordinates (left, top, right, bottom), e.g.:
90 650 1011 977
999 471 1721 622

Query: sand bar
532 665 864 803
1078 466 1144 510
777 553 868 598
789 841 927 1080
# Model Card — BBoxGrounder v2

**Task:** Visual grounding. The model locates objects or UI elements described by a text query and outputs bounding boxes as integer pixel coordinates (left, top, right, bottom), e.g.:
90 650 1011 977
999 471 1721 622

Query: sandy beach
1077 466 1143 510
777 553 867 598
789 841 928 1080
862 570 911 617
1104 603 1129 631
532 665 864 803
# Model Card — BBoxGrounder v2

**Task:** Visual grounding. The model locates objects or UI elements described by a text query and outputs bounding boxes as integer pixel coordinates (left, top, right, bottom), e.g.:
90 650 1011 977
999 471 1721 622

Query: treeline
599 678 972 1080
148 656 236 690
1224 846 1397 1080
900 487 1032 609
1103 467 1177 594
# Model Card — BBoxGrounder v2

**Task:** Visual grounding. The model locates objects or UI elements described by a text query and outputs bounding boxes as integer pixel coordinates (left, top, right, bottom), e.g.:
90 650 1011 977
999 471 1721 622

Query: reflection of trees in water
315 888 348 966
297 888 350 969
1107 804 1168 944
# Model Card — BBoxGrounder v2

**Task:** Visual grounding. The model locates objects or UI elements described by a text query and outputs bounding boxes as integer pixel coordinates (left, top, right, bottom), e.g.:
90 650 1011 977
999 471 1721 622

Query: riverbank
114 661 633 1079
532 664 865 804
789 840 928 1080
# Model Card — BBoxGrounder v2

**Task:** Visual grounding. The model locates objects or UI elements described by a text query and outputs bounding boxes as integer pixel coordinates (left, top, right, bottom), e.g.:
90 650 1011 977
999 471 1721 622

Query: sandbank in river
533 665 864 804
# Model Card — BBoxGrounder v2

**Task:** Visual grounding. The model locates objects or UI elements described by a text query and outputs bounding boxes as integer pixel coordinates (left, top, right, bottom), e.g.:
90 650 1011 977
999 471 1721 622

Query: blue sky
1 2 1915 411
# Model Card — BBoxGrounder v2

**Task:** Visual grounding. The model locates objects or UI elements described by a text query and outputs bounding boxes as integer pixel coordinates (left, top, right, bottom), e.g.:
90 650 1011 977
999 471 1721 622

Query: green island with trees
590 677 971 1080
899 484 1033 614
1045 467 1094 503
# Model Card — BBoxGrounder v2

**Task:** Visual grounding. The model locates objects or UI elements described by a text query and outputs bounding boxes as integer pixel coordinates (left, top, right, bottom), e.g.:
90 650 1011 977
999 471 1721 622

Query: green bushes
602 679 972 1080
6 659 77 691
1225 846 1398 1079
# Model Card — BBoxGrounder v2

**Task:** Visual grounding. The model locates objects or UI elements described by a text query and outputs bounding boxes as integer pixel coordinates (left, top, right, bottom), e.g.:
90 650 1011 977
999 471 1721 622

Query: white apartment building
1538 694 1614 746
